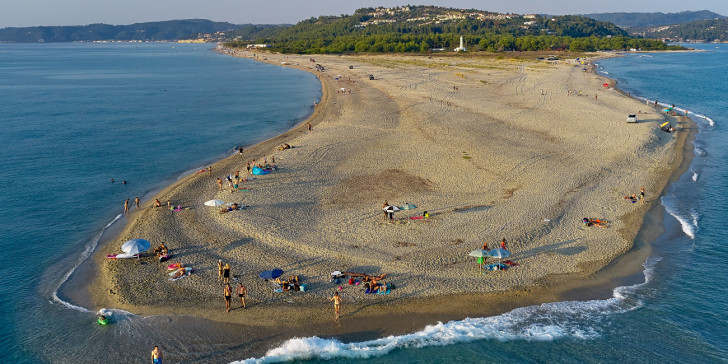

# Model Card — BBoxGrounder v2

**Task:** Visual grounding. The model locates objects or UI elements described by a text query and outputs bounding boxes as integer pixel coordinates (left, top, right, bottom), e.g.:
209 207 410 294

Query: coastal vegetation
223 6 685 53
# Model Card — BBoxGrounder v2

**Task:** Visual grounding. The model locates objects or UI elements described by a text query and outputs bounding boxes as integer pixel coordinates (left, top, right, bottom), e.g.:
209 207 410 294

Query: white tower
455 36 467 52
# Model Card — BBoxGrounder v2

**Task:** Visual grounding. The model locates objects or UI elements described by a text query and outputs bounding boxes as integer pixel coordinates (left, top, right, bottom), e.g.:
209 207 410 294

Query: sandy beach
90 49 689 342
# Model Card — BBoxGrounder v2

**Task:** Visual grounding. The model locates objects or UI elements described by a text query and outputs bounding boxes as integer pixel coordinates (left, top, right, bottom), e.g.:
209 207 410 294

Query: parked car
626 114 638 123
368 74 374 80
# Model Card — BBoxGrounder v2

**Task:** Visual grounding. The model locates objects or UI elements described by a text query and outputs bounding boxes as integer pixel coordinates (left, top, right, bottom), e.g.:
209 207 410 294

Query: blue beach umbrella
399 203 417 210
259 269 283 280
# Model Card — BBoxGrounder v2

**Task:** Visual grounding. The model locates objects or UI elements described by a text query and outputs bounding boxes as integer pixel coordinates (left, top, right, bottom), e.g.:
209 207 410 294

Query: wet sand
88 50 691 357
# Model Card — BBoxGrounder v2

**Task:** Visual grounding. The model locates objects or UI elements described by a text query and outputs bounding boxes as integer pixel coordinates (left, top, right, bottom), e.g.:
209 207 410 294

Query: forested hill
0 19 243 43
582 11 725 29
632 18 728 42
224 5 682 53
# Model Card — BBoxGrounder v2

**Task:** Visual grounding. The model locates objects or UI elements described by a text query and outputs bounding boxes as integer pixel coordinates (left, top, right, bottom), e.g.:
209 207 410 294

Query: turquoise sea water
234 45 728 363
2 43 726 363
0 43 321 363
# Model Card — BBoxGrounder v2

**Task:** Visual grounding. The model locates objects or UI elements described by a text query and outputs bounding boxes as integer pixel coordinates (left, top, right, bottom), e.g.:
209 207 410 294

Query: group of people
624 187 646 203
223 282 248 313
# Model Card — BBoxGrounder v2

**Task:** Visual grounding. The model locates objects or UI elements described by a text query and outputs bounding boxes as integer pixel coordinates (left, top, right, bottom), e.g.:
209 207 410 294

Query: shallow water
0 43 320 363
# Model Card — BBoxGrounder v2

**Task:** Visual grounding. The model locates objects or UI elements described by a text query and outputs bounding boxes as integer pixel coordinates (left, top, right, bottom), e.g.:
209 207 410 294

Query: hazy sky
1 0 726 27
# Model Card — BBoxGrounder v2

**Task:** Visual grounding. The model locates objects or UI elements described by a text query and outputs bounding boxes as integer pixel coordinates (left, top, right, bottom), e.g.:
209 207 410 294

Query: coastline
85 49 693 358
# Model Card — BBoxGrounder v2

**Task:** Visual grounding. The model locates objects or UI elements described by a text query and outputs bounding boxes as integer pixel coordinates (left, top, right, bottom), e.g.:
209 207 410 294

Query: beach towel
169 267 193 281
483 263 507 271
409 216 424 220
106 253 138 259
503 260 519 267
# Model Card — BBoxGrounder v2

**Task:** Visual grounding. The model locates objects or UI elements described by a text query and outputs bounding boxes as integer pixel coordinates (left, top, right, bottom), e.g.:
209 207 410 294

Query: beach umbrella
383 205 400 212
489 248 511 270
259 269 283 280
121 239 151 256
399 203 417 210
204 199 226 207
469 249 492 274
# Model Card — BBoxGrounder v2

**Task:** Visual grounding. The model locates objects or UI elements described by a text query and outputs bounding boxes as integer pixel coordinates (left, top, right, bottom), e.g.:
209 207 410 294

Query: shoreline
83 49 693 358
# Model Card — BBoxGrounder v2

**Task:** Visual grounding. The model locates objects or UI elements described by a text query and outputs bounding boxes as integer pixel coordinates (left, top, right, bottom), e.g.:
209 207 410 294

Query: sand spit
92 50 686 331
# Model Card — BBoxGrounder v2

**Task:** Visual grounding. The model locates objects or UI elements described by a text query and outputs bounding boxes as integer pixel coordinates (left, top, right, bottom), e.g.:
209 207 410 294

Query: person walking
134 197 140 209
224 284 232 313
237 283 248 309
124 198 129 215
640 187 645 203
150 346 163 364
382 200 389 222
330 292 341 320
217 260 223 281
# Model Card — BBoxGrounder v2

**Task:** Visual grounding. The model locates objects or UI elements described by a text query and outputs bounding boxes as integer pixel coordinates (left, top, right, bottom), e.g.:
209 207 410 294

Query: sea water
0 43 321 363
234 45 728 363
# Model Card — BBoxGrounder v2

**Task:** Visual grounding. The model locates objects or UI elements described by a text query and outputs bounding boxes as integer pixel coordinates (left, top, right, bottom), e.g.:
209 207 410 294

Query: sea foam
52 214 123 313
233 259 659 364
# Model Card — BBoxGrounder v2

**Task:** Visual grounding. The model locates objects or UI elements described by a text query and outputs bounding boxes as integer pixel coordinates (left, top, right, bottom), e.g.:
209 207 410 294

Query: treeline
228 33 679 53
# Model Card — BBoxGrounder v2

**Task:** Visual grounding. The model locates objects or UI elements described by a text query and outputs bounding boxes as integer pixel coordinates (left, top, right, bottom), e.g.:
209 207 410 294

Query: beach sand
90 50 688 351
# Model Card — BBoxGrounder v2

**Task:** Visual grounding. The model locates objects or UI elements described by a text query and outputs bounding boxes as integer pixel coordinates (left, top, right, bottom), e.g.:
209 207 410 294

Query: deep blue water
234 45 728 363
0 43 320 363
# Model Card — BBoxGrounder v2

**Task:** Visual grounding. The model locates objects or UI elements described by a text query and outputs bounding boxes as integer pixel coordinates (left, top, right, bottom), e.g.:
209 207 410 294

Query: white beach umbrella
383 205 400 212
121 239 151 256
204 199 226 207
489 248 511 270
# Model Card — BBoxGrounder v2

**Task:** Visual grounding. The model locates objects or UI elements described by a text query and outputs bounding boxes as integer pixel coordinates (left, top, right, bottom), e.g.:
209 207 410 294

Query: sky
1 0 726 27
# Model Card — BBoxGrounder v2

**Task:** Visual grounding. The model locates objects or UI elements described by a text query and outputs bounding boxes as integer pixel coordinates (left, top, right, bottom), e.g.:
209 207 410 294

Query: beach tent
252 166 270 175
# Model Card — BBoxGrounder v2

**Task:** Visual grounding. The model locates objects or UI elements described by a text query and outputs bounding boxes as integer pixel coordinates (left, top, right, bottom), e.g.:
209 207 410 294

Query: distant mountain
0 19 244 43
581 10 725 28
632 18 728 42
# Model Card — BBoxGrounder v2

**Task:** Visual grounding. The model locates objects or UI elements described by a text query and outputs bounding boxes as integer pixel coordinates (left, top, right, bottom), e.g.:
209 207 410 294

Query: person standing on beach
640 187 645 203
330 292 341 320
500 238 507 250
151 346 163 364
134 197 140 209
124 199 129 215
246 162 251 175
218 260 223 281
208 166 212 176
308 123 312 132
223 263 231 284
217 178 222 191
237 283 248 309
382 200 389 222
224 284 232 313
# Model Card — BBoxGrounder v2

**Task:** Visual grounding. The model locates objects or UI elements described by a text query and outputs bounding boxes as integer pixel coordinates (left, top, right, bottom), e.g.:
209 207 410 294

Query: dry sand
91 50 688 332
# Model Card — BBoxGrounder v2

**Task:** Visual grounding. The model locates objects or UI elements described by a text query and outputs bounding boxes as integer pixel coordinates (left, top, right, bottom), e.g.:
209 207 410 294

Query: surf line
51 214 125 314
